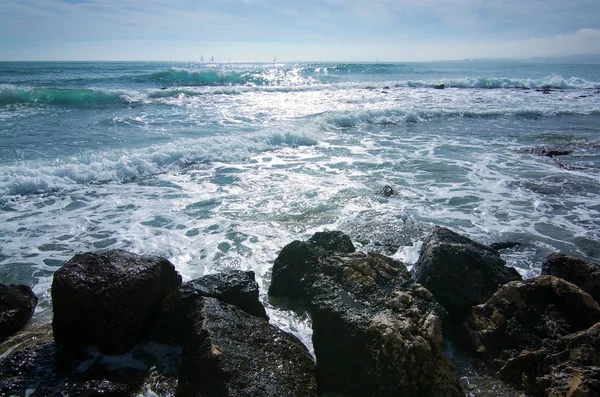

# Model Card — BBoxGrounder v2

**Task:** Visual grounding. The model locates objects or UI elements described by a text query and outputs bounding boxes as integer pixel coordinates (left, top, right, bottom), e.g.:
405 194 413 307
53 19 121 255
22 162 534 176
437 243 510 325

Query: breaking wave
0 131 317 198
404 75 600 89
0 86 137 107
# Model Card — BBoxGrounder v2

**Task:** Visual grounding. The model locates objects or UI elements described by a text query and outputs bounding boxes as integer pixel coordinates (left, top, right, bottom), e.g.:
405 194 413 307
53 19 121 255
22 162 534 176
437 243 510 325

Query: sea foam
0 130 318 198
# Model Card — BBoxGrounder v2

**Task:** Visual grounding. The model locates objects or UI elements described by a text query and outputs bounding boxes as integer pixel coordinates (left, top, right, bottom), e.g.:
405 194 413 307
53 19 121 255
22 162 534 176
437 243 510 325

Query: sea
1 60 600 352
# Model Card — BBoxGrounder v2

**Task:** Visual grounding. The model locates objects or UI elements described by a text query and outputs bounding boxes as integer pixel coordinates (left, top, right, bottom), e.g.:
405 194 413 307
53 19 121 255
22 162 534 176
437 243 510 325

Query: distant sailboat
211 55 214 62
200 55 204 62
273 56 277 62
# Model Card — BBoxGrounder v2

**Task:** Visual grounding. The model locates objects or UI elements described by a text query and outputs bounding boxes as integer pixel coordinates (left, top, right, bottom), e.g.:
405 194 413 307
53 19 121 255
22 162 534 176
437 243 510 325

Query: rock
378 184 394 197
489 241 521 251
413 226 522 319
499 322 600 396
434 84 445 89
269 231 463 397
0 284 37 342
521 147 572 157
52 250 182 354
177 297 316 397
0 338 180 396
542 252 600 303
463 275 600 392
269 231 355 300
155 270 267 343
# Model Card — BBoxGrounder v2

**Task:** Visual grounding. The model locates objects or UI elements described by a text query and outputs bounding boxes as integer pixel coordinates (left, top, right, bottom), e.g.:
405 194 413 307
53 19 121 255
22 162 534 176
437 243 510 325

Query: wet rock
413 226 522 319
269 231 463 397
499 322 600 396
0 284 37 342
0 338 180 396
520 147 572 157
155 270 267 343
269 231 355 300
52 249 182 354
542 252 600 303
177 297 316 397
489 241 521 251
435 83 445 89
463 275 600 393
378 184 394 197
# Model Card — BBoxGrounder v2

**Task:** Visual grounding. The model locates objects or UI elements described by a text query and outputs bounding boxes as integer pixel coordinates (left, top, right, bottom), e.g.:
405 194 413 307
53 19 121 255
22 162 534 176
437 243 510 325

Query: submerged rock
542 252 600 303
378 184 394 197
434 83 445 89
0 283 37 342
155 270 267 343
521 147 572 157
52 249 182 354
489 241 521 251
464 275 600 393
177 297 316 397
269 231 463 397
413 226 522 319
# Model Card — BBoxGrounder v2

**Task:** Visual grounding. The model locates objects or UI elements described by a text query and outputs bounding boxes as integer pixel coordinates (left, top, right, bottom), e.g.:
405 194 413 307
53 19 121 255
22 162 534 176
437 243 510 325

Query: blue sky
1 0 599 61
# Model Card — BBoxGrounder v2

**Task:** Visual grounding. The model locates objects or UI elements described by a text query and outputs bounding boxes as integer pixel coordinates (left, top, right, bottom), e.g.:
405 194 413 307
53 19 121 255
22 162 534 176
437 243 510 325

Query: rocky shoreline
1 226 599 396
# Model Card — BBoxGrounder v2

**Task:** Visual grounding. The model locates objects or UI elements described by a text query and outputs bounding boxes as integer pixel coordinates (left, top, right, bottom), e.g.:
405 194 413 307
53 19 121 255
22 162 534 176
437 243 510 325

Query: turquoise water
1 61 600 346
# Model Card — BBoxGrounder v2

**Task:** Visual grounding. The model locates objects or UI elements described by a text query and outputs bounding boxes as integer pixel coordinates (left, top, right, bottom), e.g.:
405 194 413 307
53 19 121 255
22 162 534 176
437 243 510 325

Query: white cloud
1 0 599 60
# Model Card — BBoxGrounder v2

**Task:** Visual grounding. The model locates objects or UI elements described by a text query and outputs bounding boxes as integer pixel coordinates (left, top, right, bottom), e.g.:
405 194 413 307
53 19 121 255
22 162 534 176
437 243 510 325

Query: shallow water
1 61 600 352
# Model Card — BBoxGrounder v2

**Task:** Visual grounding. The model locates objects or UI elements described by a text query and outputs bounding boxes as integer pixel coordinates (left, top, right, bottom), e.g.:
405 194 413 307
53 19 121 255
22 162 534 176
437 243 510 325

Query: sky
1 0 599 62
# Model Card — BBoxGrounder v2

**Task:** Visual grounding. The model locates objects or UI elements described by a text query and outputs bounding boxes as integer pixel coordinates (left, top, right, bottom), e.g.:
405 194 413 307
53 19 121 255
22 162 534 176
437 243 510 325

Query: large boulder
154 270 267 343
52 250 182 354
542 252 600 303
177 297 317 397
464 275 600 394
0 284 37 342
413 226 522 319
499 322 600 396
269 230 355 300
269 231 463 397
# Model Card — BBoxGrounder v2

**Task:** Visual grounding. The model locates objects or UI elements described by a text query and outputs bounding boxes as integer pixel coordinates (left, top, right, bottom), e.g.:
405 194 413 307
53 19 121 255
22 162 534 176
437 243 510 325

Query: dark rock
498 323 600 396
0 337 180 396
0 284 37 342
177 297 316 397
155 270 267 343
521 147 572 157
383 86 390 90
542 252 600 303
413 226 522 319
463 275 600 393
434 84 445 89
489 241 521 251
269 231 463 397
52 249 182 354
378 184 394 197
269 231 355 299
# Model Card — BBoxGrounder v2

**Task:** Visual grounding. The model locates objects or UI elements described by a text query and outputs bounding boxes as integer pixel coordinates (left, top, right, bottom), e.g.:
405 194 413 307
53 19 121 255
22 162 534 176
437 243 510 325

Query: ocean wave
0 131 317 197
404 75 600 89
322 107 600 128
0 85 137 107
143 67 321 87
